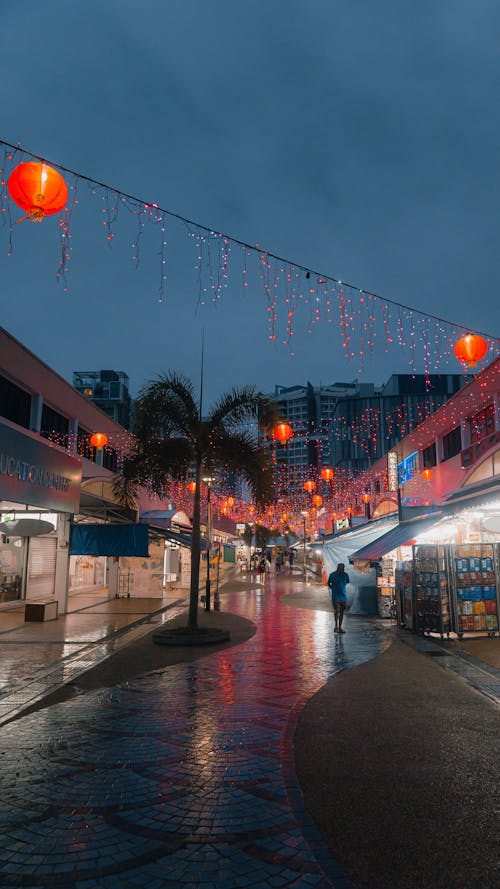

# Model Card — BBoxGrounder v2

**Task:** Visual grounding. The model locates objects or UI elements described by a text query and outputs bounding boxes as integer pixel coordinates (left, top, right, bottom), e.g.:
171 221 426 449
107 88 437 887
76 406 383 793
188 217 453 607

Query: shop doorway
69 555 107 594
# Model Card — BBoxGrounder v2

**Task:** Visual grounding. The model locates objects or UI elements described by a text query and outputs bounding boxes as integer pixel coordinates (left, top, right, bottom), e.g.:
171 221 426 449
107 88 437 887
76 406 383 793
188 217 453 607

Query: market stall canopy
80 477 137 523
69 523 149 556
322 516 398 615
349 512 443 563
442 476 500 512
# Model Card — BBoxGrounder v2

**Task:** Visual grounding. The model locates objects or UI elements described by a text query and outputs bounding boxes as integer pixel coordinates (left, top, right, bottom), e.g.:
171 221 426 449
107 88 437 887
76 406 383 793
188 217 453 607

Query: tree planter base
152 626 230 646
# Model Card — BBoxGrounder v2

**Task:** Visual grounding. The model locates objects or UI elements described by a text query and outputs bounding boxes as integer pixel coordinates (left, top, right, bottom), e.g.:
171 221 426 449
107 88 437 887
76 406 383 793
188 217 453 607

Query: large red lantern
453 334 488 368
320 467 335 482
303 480 316 493
312 494 323 507
8 162 68 222
90 432 108 449
272 422 293 445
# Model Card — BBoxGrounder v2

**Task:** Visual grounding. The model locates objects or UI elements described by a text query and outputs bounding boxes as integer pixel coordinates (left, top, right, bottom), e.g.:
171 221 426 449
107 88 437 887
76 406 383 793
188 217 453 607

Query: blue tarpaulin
69 523 149 556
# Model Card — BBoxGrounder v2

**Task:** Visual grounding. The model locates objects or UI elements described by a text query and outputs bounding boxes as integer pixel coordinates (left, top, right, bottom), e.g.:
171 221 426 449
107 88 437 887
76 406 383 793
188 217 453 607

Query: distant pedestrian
327 563 350 634
288 550 295 572
275 552 283 573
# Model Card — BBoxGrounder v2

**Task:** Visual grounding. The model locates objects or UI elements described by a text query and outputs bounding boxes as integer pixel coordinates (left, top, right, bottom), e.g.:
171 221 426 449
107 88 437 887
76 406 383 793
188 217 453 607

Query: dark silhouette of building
266 375 467 493
73 370 132 430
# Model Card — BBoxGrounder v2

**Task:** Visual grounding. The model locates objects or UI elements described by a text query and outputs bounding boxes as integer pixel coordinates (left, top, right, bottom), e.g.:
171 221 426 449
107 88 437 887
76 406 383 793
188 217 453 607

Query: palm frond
208 386 262 430
210 429 275 505
134 373 199 438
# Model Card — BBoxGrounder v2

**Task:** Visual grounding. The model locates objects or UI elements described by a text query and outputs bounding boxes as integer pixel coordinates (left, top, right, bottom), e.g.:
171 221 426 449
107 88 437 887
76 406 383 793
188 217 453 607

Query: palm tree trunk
188 459 202 629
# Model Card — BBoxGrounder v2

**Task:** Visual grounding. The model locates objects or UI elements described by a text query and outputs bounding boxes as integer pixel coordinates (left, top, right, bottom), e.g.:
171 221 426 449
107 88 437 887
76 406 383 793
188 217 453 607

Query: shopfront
351 490 500 639
0 419 81 610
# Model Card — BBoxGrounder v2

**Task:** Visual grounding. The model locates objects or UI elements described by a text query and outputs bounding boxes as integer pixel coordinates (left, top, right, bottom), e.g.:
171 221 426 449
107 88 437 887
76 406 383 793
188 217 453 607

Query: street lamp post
301 510 308 581
203 477 214 611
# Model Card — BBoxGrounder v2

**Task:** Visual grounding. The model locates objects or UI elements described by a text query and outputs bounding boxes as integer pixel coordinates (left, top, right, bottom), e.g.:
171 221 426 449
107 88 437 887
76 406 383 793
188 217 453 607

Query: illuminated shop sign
387 451 398 491
398 451 418 485
0 421 82 513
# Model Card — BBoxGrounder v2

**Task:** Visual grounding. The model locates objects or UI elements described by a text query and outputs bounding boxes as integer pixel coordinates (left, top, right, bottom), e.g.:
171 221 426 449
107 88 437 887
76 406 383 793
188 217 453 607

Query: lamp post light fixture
202 476 215 611
301 510 308 581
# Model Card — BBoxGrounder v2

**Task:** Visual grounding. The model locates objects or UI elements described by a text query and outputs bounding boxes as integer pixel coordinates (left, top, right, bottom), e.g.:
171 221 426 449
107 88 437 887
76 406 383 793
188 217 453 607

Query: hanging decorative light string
0 138 498 368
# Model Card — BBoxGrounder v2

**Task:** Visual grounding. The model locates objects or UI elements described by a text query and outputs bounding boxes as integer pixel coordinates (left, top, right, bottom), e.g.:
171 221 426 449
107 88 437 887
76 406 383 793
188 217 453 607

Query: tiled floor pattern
0 599 186 728
0 580 389 888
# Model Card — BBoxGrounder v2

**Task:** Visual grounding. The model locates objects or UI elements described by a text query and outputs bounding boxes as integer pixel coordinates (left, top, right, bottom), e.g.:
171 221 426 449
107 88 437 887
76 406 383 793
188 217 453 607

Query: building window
40 405 69 445
442 426 462 462
422 442 437 469
469 404 495 444
0 374 31 429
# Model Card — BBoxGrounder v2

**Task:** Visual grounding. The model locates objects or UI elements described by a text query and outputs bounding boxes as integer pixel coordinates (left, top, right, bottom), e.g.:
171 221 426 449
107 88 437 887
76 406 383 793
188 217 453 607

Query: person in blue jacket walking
327 563 350 633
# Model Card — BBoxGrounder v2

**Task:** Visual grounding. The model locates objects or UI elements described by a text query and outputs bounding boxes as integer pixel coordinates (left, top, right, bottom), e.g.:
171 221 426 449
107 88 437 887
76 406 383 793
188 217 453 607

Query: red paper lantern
226 496 235 507
188 481 196 493
320 467 335 482
8 162 68 222
312 494 323 507
90 432 108 449
249 505 255 515
422 468 433 481
453 334 488 368
272 422 293 444
303 480 316 493
362 493 371 503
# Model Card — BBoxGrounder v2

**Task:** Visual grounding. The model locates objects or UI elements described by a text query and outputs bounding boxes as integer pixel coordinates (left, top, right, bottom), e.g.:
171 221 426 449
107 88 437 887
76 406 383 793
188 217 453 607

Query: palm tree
116 372 277 630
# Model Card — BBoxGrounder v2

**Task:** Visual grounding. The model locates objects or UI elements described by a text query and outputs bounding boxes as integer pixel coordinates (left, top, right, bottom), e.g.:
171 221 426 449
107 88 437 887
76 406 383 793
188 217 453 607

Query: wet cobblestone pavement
0 577 389 888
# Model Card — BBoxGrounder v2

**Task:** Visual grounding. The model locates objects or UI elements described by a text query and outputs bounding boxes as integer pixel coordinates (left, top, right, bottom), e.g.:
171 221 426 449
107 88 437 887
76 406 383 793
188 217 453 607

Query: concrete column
54 513 71 615
68 418 79 455
435 434 444 464
493 394 500 432
30 394 43 433
460 417 471 449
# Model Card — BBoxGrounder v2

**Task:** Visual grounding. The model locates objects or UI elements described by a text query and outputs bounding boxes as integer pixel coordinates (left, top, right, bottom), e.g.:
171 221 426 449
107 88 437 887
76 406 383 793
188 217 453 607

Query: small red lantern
320 467 335 482
272 422 293 445
90 432 108 449
303 480 316 493
226 496 235 507
312 494 323 507
281 513 288 522
188 481 196 493
249 505 255 515
453 334 488 368
8 162 68 222
362 493 371 504
422 468 433 481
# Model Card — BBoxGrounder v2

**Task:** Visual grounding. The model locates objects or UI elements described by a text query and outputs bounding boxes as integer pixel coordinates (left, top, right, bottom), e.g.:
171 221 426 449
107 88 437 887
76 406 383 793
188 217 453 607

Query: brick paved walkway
0 577 389 888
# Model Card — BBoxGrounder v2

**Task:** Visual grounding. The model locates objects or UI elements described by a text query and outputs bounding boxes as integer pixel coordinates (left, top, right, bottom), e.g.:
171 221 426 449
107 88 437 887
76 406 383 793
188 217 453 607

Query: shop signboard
387 451 398 491
0 421 82 513
398 451 418 485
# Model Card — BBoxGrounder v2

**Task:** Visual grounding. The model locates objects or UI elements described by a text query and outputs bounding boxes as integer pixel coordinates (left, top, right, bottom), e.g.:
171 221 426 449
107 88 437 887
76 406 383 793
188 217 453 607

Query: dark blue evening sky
0 1 499 403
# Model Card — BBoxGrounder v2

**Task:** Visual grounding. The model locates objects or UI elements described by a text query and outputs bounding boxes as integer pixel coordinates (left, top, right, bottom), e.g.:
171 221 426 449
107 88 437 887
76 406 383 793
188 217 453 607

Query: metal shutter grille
27 537 57 598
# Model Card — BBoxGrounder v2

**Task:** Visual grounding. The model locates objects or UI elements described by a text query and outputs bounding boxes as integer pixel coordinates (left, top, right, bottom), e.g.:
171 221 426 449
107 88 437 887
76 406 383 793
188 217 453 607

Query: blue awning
69 523 149 556
349 513 443 562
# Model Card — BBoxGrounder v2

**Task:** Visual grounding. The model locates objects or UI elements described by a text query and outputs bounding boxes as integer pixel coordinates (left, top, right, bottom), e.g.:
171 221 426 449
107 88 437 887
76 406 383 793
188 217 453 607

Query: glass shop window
442 426 462 462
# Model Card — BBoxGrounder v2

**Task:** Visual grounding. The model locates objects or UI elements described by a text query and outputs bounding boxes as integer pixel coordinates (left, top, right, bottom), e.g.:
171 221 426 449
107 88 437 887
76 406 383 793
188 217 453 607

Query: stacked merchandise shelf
413 544 451 635
452 543 499 637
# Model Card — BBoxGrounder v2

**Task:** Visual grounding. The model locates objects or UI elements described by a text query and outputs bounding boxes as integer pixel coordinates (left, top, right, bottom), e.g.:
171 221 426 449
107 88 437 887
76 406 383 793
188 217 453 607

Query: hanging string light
0 139 497 374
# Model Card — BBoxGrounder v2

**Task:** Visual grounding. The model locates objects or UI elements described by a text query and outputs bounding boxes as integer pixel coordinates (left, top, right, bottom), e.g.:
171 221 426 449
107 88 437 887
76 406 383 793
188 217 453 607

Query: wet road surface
0 576 389 888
